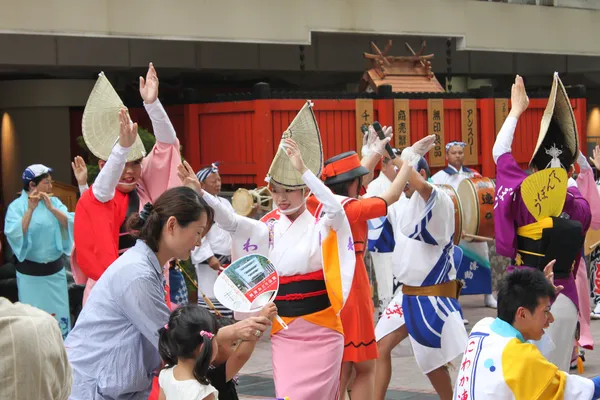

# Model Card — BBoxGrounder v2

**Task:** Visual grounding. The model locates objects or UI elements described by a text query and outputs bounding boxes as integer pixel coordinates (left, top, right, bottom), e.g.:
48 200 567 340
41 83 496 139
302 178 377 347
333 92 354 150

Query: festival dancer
454 267 600 399
374 150 468 400
191 162 234 318
431 142 497 313
493 74 591 372
4 164 74 338
72 63 182 305
179 102 398 399
306 134 434 400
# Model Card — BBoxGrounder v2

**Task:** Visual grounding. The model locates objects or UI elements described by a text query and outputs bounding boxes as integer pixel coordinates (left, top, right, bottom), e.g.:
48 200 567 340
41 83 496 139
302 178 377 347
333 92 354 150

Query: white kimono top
201 170 355 323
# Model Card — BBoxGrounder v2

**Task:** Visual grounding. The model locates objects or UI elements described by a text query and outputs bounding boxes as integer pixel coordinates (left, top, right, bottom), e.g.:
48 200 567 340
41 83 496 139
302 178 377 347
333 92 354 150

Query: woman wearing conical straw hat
493 74 591 372
305 130 437 399
71 63 183 307
178 101 414 399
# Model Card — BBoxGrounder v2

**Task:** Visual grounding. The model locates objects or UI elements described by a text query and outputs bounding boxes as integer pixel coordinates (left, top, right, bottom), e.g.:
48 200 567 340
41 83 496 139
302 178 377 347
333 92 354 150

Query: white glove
371 126 393 157
363 125 392 157
361 126 377 158
400 146 421 168
411 134 437 157
578 151 591 171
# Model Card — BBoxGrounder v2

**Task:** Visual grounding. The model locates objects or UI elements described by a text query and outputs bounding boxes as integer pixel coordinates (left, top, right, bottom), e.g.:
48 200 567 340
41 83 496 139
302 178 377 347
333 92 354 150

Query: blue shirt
65 240 170 400
4 191 74 263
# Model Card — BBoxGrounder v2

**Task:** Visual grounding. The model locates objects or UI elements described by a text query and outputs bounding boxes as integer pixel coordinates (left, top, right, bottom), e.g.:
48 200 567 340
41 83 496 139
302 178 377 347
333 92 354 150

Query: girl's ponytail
193 334 214 385
158 324 177 367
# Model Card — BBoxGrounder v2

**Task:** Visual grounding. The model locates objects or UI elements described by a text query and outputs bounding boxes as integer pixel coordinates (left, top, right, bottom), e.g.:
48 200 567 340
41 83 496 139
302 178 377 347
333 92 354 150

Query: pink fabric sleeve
577 168 600 230
137 139 182 206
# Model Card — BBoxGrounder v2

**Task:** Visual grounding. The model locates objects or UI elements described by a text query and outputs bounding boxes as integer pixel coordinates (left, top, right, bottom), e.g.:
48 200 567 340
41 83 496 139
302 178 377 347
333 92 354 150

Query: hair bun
139 202 154 222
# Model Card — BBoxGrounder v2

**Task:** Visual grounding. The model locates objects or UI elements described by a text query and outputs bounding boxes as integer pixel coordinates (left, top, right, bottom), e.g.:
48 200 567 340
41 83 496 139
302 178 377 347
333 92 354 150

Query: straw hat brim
267 101 323 189
82 72 146 162
530 72 578 167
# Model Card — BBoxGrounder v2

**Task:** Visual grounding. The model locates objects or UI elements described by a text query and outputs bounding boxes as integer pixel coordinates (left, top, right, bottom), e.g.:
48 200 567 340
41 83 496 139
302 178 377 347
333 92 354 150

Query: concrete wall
0 80 95 205
3 33 600 79
1 108 71 203
1 0 600 55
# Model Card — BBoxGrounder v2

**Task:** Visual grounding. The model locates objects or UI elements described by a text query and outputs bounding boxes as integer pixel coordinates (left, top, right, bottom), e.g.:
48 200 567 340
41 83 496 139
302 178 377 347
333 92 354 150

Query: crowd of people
3 63 600 400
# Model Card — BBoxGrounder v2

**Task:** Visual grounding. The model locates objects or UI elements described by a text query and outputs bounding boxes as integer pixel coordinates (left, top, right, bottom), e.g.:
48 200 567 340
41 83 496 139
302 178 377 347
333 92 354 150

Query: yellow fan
267 101 323 189
82 72 146 162
521 168 568 221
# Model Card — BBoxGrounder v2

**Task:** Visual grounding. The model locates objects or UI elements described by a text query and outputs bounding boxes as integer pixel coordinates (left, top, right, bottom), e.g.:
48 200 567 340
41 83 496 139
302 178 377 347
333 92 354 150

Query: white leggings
532 293 578 372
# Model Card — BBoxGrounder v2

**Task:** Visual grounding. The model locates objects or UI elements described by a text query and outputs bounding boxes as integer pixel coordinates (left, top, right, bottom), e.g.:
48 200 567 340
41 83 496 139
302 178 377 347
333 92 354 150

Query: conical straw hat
267 101 323 189
82 72 146 162
530 72 578 169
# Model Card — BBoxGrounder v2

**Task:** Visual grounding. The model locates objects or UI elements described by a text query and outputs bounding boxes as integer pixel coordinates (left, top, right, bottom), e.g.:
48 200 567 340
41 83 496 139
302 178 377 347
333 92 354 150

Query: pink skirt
272 318 343 400
576 259 593 350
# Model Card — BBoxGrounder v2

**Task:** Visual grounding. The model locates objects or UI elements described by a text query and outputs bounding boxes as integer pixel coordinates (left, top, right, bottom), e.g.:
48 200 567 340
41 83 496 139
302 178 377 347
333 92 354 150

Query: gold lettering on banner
355 99 374 156
495 99 509 137
428 99 445 167
461 99 478 166
394 99 411 149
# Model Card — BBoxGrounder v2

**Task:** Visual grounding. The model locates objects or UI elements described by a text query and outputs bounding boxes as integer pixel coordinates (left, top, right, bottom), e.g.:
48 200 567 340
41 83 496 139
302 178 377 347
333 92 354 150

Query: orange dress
307 195 388 362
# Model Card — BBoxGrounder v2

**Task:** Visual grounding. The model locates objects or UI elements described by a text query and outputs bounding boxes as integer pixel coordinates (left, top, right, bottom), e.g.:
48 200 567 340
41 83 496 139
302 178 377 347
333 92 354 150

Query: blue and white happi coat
375 186 468 373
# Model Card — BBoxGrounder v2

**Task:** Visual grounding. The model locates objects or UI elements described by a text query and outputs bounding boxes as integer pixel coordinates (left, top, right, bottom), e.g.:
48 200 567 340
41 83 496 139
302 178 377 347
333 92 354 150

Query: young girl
158 304 220 400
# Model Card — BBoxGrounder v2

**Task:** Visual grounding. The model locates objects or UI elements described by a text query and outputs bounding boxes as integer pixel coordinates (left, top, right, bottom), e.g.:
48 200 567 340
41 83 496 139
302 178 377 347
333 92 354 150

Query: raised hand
371 126 393 156
282 138 307 174
411 134 437 157
139 62 159 104
118 108 138 149
543 259 564 295
509 75 529 119
589 145 600 170
71 156 88 186
177 160 203 194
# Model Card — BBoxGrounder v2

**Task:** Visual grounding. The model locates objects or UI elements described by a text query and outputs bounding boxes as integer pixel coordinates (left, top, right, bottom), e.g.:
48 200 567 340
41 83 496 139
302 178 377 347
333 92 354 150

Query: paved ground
235 295 600 399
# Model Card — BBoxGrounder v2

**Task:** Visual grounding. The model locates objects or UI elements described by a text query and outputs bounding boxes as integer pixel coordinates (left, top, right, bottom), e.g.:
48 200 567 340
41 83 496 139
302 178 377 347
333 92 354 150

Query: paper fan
82 72 146 162
521 168 568 221
267 101 323 189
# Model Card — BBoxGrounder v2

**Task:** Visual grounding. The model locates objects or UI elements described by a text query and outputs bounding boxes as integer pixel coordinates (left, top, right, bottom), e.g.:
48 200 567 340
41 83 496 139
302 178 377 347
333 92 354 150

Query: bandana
445 141 466 152
196 162 219 182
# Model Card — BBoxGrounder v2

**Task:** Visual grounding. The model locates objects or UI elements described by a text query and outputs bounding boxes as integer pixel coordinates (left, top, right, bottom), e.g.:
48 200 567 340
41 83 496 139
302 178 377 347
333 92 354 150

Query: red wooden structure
180 95 587 186
69 85 587 188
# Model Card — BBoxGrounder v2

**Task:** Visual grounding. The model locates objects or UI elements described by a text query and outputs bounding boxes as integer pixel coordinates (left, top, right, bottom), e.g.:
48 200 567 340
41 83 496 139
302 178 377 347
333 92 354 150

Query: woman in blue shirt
4 164 74 338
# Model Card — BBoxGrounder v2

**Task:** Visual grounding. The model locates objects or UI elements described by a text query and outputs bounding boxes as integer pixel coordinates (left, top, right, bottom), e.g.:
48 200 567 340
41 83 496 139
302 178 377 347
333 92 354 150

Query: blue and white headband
196 162 219 182
445 141 466 152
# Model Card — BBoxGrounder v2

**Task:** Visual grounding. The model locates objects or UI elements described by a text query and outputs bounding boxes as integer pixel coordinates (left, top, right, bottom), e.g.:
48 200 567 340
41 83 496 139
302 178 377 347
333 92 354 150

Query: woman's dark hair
158 304 220 385
24 173 50 192
497 268 556 324
127 186 214 252
327 176 363 197
215 316 236 329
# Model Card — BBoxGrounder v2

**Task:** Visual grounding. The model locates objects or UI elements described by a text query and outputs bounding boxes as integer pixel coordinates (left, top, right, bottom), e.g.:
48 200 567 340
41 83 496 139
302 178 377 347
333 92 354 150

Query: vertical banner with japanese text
428 99 445 167
461 99 478 166
495 99 509 137
355 99 374 156
394 99 411 149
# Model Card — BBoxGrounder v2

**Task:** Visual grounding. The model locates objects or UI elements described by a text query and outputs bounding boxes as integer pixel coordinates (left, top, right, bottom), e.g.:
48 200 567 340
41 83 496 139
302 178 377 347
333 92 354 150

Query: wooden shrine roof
359 41 445 93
